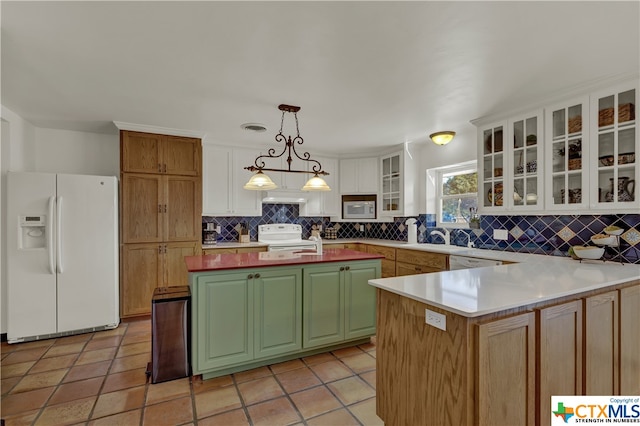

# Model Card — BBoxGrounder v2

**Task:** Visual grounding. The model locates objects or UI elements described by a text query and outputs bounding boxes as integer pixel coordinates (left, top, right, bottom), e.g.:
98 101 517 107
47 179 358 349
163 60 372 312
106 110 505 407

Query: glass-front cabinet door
545 97 589 210
510 110 543 211
381 153 401 215
590 83 638 210
479 123 506 211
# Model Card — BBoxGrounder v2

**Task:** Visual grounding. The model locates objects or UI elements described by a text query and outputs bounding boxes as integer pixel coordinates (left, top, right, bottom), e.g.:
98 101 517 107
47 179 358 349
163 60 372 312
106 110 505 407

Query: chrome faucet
430 228 451 245
461 231 474 248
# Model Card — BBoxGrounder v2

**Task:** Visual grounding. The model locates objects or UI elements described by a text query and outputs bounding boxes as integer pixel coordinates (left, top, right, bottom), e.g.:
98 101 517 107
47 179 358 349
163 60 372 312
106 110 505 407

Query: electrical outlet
425 309 446 331
215 225 221 233
493 229 508 240
360 225 365 232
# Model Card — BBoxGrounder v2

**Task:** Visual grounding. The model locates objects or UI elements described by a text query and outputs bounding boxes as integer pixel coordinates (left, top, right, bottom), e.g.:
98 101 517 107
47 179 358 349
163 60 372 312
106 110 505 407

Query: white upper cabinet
477 110 543 213
545 96 590 211
589 82 638 212
478 121 507 213
302 156 339 217
202 145 261 216
476 76 638 214
340 157 379 194
509 110 544 212
379 144 422 217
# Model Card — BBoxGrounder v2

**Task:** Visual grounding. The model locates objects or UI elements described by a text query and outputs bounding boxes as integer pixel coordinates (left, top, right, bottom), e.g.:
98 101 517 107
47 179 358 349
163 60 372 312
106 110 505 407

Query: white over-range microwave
343 200 376 219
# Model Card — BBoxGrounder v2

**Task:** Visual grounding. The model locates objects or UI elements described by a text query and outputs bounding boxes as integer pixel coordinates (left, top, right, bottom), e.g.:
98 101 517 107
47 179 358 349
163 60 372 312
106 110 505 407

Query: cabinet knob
158 163 162 173
247 274 254 279
254 273 261 279
158 204 162 213
163 164 167 173
339 267 345 271
345 266 350 271
164 204 167 213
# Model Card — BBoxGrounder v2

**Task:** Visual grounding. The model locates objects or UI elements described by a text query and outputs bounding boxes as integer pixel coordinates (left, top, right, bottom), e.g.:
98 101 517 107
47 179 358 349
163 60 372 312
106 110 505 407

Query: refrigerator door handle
48 195 56 275
56 196 64 274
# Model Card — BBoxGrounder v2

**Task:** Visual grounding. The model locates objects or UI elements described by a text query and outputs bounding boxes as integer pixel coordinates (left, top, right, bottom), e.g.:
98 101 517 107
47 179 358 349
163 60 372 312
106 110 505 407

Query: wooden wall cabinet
120 130 202 318
121 241 200 317
121 131 201 176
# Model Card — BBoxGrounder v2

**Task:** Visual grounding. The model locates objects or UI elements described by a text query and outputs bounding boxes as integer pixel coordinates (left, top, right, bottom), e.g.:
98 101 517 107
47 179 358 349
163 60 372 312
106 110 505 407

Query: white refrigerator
7 172 119 343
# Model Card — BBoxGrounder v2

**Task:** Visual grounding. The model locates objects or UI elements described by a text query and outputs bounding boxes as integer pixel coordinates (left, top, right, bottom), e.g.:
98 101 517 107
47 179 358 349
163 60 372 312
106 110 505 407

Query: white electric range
258 224 318 252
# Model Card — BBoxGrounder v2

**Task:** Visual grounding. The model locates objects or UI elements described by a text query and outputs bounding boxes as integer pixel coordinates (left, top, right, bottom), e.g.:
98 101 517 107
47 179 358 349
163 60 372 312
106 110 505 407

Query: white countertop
367 245 640 317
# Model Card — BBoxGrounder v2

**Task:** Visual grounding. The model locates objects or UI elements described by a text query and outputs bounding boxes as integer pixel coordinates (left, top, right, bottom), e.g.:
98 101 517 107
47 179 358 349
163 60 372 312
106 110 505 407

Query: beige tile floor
1 319 383 425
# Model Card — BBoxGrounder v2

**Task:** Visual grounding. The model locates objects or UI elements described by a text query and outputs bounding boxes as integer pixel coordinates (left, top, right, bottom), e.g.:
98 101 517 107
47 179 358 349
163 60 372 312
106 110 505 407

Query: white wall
34 128 119 176
0 106 118 335
0 106 37 335
418 126 477 215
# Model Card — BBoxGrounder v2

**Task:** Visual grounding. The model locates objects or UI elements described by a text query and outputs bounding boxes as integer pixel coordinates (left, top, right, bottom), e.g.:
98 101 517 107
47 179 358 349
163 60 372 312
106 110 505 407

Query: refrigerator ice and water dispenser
19 215 46 249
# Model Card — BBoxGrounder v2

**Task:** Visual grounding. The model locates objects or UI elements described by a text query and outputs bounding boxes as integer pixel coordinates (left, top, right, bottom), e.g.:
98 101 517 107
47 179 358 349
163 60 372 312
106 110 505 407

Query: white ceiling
2 1 639 155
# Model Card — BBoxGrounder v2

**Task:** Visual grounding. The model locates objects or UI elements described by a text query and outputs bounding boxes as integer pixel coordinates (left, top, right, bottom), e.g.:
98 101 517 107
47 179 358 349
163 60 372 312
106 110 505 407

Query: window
435 162 478 228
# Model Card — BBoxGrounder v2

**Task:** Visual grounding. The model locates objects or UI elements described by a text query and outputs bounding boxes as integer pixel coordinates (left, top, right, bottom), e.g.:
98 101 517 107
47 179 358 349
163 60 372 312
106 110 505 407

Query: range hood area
262 190 307 204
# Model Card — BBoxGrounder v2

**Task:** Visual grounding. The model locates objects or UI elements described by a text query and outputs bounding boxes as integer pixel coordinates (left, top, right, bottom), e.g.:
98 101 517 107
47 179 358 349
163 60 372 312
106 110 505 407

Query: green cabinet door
344 260 380 339
192 271 254 372
303 264 345 348
254 267 302 359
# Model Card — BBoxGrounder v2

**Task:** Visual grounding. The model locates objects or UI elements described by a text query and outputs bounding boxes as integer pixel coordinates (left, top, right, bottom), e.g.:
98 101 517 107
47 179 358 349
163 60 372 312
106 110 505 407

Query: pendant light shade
302 174 331 191
430 131 456 145
243 170 278 190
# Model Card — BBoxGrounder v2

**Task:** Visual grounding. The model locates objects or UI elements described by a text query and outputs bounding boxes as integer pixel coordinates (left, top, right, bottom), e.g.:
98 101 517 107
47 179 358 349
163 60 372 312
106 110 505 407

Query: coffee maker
202 222 218 245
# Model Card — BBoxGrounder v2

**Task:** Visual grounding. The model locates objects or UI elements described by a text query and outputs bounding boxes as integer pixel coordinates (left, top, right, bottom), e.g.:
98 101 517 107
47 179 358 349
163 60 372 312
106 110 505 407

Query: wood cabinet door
254 268 302 359
193 272 254 372
163 135 201 176
302 264 344 348
121 173 163 243
538 300 583 426
121 131 163 174
477 312 535 426
165 175 201 242
121 243 162 317
344 261 379 340
164 242 200 287
620 285 640 395
584 290 619 394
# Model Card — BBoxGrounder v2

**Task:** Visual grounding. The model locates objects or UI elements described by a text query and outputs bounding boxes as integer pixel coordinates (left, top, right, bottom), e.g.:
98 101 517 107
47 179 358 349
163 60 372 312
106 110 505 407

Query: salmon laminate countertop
185 248 384 272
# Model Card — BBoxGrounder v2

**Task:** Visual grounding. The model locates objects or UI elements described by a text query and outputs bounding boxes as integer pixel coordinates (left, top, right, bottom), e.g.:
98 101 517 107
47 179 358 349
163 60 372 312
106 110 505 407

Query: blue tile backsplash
203 206 640 264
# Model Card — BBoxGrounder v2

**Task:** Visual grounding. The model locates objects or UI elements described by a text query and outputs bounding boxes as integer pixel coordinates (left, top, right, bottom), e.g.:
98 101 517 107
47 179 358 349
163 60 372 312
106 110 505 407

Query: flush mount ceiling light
241 123 268 133
430 131 456 146
244 104 331 191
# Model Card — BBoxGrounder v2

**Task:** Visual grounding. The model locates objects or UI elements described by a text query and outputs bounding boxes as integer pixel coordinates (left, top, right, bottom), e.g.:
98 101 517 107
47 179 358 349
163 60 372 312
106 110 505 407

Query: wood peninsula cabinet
119 130 202 318
374 277 640 426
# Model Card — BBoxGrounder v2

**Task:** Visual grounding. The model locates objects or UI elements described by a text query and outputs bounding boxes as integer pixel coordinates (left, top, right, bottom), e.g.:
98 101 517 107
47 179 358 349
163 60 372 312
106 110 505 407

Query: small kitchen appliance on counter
202 222 218 245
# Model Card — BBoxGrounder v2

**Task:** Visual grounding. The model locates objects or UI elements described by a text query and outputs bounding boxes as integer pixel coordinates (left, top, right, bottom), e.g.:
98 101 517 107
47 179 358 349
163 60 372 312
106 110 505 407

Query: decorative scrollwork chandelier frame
245 104 329 177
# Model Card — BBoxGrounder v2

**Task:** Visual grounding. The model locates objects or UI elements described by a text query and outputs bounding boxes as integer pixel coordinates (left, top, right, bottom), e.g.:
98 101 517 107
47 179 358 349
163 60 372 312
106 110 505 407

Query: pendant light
430 131 456 146
244 104 331 191
243 170 277 190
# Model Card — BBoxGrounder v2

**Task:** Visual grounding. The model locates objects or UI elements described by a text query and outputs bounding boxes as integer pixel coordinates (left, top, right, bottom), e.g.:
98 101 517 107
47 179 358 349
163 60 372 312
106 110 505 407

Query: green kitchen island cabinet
185 249 383 379
191 267 302 374
303 261 379 348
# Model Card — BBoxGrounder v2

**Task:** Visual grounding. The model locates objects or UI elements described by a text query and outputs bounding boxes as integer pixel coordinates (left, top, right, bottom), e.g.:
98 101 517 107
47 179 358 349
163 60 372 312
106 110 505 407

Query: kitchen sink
404 243 467 253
